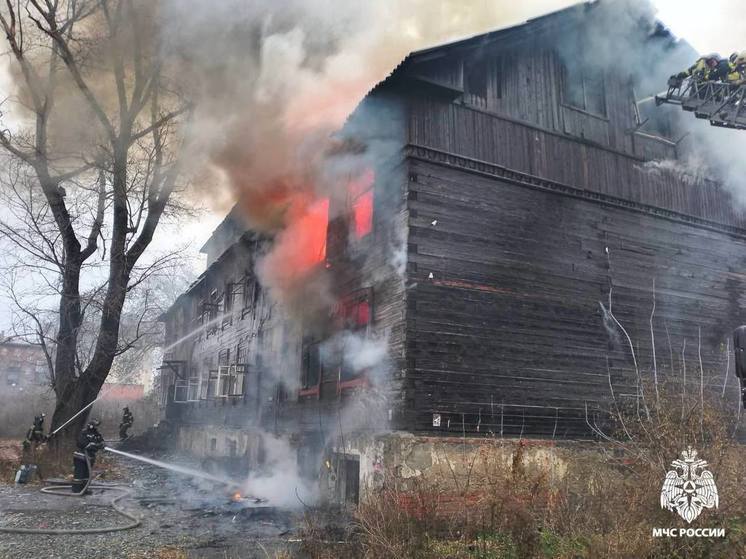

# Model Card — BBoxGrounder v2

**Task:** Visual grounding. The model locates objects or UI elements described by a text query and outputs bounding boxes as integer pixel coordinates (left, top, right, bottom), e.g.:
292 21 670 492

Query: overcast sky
0 0 742 336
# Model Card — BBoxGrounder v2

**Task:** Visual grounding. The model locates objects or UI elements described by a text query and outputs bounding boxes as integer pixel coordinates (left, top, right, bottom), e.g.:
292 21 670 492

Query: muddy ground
0 441 306 559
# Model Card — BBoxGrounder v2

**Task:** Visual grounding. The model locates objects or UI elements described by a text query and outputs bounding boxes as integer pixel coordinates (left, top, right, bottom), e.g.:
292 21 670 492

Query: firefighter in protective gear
71 420 105 494
725 52 746 85
672 53 721 83
119 406 134 440
22 413 47 451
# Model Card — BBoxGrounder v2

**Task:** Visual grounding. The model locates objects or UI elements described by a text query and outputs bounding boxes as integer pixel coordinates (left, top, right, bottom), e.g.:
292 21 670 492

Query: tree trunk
49 260 84 448
50 151 132 449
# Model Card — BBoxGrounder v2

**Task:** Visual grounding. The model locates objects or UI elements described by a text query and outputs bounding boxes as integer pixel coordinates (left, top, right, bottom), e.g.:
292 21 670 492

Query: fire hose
0 452 141 535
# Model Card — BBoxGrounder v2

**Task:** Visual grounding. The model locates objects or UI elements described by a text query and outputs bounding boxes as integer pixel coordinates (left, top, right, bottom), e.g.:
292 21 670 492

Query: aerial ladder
655 76 746 131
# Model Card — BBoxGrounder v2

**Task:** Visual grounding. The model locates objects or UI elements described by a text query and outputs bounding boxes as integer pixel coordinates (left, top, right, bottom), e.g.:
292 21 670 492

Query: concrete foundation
173 425 594 506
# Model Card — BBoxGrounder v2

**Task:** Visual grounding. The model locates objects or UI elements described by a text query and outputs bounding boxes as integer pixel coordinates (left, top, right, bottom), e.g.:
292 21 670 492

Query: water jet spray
103 446 242 490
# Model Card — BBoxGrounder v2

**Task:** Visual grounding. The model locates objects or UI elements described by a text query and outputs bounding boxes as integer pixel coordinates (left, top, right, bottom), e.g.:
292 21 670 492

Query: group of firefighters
21 407 134 493
22 406 134 450
673 51 746 85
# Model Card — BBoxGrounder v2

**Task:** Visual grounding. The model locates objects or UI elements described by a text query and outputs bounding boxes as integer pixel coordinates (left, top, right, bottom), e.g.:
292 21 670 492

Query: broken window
224 280 234 312
338 289 373 333
302 342 322 390
339 290 374 383
202 289 221 335
300 289 374 392
348 170 374 240
635 96 673 138
562 61 607 116
464 56 488 101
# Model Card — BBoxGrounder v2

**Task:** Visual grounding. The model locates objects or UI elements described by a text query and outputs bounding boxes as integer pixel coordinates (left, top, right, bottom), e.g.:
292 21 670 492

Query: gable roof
365 0 691 100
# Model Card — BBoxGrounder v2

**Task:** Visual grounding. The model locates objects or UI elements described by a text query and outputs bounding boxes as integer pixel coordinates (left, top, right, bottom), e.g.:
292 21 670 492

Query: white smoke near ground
339 331 391 383
241 434 318 508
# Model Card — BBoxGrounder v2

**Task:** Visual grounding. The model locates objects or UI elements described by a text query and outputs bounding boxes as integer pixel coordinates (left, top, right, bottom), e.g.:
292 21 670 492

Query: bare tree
0 0 190 445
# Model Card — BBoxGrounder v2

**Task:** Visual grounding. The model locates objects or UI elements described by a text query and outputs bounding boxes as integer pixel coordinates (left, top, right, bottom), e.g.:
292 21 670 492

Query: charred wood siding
404 157 746 437
408 98 745 229
165 93 411 437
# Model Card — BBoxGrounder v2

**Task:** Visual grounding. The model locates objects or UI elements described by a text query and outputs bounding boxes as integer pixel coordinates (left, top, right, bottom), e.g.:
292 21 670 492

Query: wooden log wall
408 97 745 230
404 155 746 437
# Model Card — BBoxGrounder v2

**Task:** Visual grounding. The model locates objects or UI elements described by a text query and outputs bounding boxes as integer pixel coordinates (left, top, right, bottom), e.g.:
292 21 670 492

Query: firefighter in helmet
724 52 746 85
672 53 722 83
119 406 134 440
22 413 47 451
72 419 105 494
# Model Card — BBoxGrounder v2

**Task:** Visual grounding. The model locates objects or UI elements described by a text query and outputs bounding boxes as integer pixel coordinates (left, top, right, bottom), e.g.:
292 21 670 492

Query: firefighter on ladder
672 53 722 85
724 52 746 86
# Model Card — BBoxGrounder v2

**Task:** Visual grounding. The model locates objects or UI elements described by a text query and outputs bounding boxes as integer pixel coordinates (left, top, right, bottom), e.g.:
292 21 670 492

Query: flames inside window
348 169 374 239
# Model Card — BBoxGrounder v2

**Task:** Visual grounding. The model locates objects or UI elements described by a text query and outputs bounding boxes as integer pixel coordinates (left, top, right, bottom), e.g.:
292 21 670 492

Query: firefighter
72 419 105 494
672 53 722 83
724 52 746 85
22 413 47 451
119 406 134 441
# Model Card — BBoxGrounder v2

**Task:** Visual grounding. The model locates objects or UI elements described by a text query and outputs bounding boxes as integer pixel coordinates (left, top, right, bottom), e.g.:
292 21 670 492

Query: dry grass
301 386 746 559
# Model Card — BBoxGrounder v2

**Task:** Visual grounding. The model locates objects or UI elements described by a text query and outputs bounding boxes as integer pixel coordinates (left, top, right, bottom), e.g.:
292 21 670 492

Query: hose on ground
0 452 141 535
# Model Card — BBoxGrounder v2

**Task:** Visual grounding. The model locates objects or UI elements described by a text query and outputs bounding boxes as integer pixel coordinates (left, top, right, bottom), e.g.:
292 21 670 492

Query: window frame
347 171 375 242
561 60 608 118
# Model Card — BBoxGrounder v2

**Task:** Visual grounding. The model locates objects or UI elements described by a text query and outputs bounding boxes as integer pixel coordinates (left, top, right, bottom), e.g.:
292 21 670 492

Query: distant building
0 341 48 390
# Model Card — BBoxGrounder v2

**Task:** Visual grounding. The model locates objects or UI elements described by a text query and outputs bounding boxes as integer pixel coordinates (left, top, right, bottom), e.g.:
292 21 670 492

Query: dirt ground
0 440 303 559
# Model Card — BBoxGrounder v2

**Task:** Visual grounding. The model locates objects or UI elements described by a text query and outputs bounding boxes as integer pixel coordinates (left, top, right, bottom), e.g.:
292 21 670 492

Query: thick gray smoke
157 0 579 218
556 0 746 202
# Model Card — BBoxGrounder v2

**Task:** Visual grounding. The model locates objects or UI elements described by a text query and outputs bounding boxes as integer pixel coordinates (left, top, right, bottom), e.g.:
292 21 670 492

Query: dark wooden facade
161 2 746 446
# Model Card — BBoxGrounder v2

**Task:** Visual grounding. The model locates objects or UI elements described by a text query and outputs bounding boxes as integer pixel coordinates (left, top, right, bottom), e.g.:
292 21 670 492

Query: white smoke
242 434 317 508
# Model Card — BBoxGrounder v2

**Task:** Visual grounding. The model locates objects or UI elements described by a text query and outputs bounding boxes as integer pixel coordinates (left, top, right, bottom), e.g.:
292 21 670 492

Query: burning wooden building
159 2 746 503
